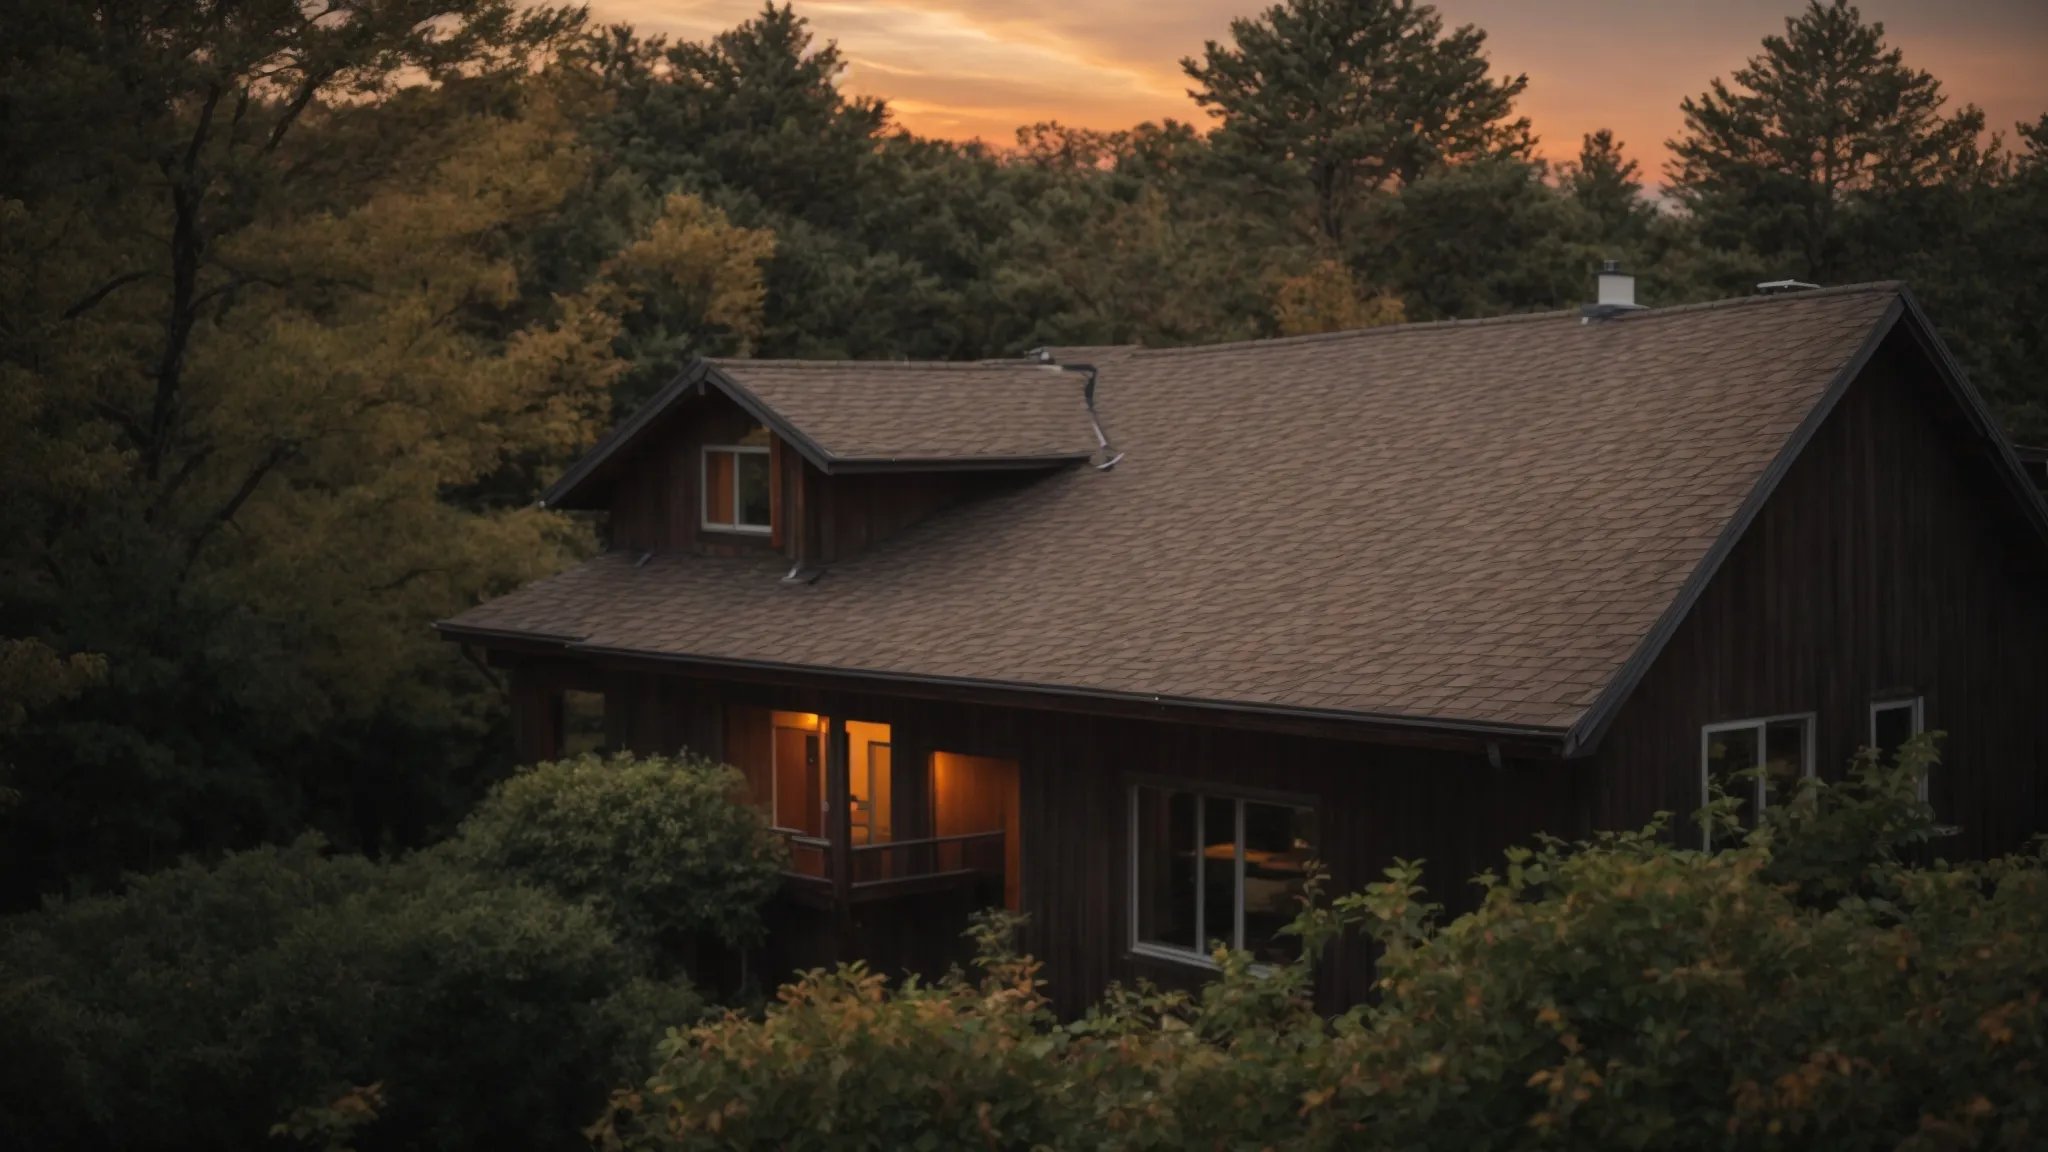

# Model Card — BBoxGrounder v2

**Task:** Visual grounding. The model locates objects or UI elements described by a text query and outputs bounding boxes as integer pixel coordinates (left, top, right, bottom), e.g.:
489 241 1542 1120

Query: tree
1381 155 1598 320
1183 0 1531 250
1558 129 1658 251
1666 0 1989 284
0 2 773 906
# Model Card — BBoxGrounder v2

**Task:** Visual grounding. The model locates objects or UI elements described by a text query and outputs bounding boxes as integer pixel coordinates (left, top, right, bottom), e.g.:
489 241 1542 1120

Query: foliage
0 637 105 809
1184 0 1532 250
0 1 772 906
1273 260 1406 336
597 738 2048 1151
451 751 787 956
0 835 702 1152
1667 0 1991 284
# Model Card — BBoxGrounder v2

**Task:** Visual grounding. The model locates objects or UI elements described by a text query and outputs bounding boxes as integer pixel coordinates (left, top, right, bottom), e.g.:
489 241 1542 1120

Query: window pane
1201 796 1236 952
1704 724 1762 836
1134 788 1196 951
737 451 772 528
1242 802 1316 964
1873 703 1917 766
1762 718 1808 807
561 690 606 759
704 450 736 526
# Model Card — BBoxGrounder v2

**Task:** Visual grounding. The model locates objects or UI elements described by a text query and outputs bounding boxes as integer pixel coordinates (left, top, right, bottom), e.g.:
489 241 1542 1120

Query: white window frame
1125 784 1311 969
1870 696 1927 800
1699 712 1816 849
701 444 772 535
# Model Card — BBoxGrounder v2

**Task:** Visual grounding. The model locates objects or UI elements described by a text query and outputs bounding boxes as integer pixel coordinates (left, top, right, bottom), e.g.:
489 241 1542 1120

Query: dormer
540 357 1107 566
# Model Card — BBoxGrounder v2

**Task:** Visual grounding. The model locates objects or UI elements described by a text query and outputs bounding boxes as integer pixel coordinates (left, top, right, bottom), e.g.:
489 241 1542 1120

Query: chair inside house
724 707 1019 910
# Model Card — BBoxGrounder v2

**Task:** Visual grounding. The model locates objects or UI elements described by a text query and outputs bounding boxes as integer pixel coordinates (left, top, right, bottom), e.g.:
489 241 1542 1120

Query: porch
722 708 1020 916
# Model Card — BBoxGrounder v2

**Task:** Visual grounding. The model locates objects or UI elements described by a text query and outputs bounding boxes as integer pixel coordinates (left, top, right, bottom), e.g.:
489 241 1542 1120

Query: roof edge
540 362 708 510
435 621 1570 753
1892 289 2048 551
1561 291 1907 757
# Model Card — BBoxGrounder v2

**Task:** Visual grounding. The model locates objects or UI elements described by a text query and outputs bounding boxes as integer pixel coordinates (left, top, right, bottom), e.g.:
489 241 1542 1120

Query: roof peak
1124 281 1906 361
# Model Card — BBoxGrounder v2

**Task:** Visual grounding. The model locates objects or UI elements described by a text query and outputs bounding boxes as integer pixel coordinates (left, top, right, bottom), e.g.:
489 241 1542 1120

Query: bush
0 747 788 1152
450 751 786 957
595 736 2048 1151
0 836 700 1152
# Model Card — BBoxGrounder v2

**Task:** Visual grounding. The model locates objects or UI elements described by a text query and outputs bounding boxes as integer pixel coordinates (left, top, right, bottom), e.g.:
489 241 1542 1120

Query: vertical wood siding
601 388 1058 564
1594 329 2048 856
520 672 1592 1016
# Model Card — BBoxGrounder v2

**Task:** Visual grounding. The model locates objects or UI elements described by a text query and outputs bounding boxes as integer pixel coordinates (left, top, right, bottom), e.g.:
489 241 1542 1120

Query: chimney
1597 259 1635 307
1580 259 1646 323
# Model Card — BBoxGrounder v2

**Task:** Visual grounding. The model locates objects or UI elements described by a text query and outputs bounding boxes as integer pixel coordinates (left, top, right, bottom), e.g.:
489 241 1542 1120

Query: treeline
2 0 2044 909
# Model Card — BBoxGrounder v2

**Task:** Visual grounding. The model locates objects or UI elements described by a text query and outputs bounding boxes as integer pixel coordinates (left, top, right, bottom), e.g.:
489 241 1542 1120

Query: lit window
702 445 771 534
1870 697 1927 800
1700 714 1813 848
1130 785 1316 966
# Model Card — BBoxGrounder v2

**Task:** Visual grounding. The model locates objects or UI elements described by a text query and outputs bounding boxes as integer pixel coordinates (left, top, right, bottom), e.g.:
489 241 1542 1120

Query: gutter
436 621 1570 756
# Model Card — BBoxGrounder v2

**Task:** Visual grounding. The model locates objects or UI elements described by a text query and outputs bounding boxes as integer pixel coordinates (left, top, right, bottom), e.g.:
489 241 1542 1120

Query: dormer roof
542 358 1100 510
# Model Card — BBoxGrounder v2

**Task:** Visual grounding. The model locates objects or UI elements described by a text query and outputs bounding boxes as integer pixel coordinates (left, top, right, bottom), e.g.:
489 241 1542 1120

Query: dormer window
703 428 772 535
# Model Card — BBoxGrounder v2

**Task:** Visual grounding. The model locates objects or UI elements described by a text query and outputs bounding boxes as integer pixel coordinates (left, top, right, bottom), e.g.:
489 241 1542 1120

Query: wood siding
608 390 777 557
505 667 1593 1016
601 385 1054 564
1593 327 2048 856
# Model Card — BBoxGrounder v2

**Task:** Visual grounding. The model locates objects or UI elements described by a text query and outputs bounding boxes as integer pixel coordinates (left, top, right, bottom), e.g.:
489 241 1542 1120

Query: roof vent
1580 259 1646 323
1756 279 1822 295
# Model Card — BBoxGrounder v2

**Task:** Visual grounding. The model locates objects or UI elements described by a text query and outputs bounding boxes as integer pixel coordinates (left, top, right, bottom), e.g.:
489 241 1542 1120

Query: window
1129 785 1316 967
1700 714 1813 847
1871 697 1927 800
702 444 771 534
560 690 606 759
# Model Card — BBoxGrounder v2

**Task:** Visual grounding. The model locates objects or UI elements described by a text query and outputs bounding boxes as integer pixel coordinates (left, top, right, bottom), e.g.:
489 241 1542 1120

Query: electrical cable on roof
1069 364 1124 470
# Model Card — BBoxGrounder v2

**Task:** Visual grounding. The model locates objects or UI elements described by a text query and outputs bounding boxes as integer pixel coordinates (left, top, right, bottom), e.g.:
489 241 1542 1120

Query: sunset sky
586 0 2048 183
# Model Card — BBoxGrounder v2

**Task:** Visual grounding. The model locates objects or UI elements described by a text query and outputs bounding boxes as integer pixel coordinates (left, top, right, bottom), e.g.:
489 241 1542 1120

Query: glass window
1130 785 1317 965
736 450 772 528
560 690 606 759
1701 714 1812 848
1241 802 1317 964
1871 697 1926 799
703 445 771 533
1134 787 1197 951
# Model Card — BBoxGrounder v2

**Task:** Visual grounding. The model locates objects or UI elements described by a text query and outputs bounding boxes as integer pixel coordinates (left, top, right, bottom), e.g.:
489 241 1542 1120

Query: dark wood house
438 282 2048 1013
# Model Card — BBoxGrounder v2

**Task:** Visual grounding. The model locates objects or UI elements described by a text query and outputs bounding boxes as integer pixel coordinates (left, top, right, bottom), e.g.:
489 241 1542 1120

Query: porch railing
774 828 1005 906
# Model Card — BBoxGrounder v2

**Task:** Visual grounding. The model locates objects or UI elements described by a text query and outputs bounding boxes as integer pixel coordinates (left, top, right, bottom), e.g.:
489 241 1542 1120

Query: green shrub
597 736 2048 1151
0 836 700 1152
450 751 786 956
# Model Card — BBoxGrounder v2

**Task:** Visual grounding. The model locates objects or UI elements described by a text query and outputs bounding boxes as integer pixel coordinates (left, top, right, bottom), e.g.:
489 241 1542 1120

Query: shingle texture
450 286 1901 731
711 359 1099 462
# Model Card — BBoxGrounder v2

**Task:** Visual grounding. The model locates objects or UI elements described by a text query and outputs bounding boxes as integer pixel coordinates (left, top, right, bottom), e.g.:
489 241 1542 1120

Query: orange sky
588 1 2048 184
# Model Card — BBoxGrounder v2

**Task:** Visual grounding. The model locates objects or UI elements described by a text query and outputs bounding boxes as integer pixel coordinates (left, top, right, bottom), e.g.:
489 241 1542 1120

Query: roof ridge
1124 281 1906 361
710 358 1069 374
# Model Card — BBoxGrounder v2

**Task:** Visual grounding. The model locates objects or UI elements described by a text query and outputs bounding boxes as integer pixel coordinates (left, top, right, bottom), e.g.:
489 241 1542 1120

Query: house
438 278 2048 1013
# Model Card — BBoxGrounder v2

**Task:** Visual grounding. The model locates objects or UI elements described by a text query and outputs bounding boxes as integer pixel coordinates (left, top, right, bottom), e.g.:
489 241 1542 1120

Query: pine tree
1183 0 1530 251
1666 0 1987 282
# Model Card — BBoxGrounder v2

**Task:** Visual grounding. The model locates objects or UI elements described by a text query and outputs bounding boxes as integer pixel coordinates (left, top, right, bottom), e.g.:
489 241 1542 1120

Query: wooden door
773 726 821 836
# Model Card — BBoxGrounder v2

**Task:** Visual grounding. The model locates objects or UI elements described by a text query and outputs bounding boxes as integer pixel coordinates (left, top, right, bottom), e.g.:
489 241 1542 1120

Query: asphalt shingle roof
710 359 1100 463
449 285 1903 732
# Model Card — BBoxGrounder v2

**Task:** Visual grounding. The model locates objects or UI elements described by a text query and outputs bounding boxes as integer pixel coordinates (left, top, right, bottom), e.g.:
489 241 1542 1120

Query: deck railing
773 828 1004 906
